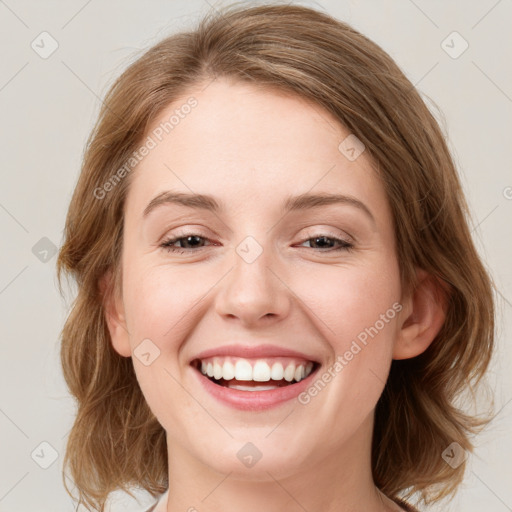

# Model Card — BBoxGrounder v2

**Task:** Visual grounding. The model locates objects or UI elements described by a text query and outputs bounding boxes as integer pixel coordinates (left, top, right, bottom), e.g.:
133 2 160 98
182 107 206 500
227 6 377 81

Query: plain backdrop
0 1 511 511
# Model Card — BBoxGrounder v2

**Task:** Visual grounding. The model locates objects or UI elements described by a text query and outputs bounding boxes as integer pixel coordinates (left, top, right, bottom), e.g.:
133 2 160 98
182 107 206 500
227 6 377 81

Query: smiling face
105 78 408 480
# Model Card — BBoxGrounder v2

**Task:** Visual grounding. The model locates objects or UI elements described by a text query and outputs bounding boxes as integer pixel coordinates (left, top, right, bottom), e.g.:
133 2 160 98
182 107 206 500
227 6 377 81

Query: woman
56 4 496 511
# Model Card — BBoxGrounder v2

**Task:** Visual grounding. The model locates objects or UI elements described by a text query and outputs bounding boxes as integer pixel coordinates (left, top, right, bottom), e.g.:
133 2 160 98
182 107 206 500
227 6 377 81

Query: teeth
198 357 315 384
228 384 279 391
222 361 235 380
270 362 284 380
252 360 271 381
234 360 253 381
213 361 223 380
283 364 295 382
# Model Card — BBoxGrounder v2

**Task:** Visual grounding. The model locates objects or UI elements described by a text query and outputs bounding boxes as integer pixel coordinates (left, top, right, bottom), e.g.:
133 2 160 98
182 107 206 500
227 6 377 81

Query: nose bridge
215 234 290 323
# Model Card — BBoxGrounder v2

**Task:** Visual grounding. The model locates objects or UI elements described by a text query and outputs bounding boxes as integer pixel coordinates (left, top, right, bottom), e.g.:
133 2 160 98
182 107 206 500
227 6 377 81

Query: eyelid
157 225 215 244
300 226 355 244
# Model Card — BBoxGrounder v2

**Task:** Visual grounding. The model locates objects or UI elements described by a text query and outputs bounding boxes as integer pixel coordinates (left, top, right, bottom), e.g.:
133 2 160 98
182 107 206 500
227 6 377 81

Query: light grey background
0 1 511 511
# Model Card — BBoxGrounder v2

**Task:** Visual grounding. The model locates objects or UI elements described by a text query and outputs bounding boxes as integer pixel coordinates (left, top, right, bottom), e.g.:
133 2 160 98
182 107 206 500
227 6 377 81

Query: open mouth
191 356 320 392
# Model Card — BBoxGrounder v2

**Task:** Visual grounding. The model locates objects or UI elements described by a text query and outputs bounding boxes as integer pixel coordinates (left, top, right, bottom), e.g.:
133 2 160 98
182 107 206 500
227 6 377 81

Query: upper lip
190 344 320 363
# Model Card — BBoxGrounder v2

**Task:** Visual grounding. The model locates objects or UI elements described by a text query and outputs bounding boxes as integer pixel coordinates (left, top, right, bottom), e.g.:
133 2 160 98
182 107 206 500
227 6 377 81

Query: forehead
125 79 390 223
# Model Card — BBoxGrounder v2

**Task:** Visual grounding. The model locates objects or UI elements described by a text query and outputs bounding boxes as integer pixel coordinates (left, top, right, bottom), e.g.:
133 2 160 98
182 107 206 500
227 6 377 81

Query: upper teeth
199 357 314 383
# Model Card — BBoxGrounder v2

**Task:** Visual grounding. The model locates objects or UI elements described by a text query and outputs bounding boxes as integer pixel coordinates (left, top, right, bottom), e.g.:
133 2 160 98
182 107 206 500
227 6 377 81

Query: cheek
123 262 219 341
293 265 401 437
291 255 401 348
293 255 401 403
122 262 203 419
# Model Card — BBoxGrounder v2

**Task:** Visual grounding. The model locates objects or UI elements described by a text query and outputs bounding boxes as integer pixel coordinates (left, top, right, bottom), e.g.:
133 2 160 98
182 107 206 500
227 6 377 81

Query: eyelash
159 233 354 254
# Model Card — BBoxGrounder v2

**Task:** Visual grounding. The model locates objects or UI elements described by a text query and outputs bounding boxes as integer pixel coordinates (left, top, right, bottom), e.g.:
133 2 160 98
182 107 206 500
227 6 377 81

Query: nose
214 242 292 327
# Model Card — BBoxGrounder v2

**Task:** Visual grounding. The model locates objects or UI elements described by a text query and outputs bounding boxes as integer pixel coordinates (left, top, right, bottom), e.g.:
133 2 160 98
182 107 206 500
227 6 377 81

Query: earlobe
99 270 132 358
393 268 449 360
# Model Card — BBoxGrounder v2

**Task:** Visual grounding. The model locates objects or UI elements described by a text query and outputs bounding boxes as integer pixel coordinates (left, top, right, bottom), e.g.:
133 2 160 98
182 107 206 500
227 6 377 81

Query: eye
297 234 354 252
160 234 214 254
159 232 354 255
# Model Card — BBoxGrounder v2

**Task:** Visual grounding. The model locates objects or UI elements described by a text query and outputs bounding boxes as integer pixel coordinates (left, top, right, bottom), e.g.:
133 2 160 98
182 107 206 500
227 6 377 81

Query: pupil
314 236 331 248
184 236 202 248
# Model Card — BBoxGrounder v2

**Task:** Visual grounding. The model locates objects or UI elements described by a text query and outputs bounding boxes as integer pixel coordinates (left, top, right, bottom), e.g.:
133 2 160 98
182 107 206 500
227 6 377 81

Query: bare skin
103 78 445 512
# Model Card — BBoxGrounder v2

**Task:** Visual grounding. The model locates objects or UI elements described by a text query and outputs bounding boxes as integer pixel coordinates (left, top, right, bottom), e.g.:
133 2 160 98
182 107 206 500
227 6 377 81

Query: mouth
189 349 321 410
191 356 319 391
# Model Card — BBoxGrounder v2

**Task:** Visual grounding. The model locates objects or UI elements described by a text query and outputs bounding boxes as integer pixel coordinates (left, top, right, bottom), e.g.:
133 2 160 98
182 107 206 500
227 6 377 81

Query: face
107 78 405 479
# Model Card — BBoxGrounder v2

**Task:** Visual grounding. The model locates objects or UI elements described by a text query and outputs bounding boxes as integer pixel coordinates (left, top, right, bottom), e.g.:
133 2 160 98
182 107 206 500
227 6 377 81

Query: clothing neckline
145 489 168 512
394 497 420 512
146 490 418 512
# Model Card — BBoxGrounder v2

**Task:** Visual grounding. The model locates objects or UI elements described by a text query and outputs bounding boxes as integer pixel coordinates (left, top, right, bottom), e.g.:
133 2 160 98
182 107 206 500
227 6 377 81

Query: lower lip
192 365 319 411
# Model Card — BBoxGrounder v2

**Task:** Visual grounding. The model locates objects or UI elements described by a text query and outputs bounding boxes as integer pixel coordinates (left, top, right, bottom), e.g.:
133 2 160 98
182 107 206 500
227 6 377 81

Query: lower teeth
227 383 279 391
209 377 294 391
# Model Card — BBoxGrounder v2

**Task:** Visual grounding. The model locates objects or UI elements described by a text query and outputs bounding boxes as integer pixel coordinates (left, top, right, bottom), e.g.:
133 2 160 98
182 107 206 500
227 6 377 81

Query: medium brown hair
56 2 496 510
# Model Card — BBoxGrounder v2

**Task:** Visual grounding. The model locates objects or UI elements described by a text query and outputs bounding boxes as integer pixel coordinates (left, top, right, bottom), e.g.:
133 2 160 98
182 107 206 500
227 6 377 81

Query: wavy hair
56 2 496 510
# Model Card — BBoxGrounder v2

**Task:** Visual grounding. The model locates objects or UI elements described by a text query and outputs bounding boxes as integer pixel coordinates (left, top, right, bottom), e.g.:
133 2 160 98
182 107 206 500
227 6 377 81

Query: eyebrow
143 190 375 224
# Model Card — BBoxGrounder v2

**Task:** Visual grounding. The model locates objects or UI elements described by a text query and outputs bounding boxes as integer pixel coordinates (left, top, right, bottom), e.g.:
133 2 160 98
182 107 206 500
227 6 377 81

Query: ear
99 269 132 357
393 268 449 360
